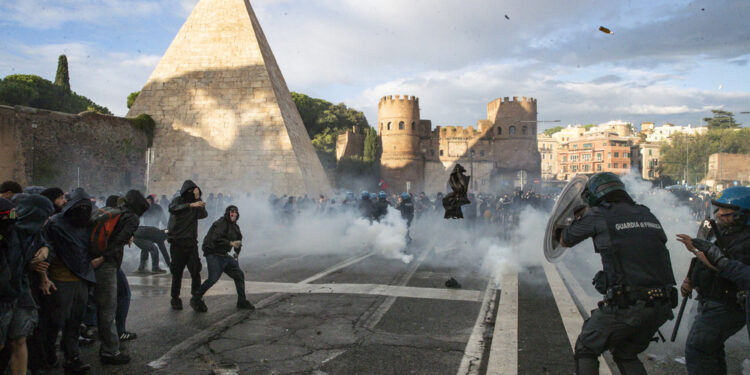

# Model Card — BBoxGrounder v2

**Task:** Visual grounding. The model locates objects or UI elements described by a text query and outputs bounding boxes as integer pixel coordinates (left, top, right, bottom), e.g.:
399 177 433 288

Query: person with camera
190 205 254 313
558 172 677 375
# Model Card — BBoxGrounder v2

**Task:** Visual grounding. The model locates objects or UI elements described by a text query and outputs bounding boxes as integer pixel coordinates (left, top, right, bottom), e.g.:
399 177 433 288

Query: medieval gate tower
377 95 541 194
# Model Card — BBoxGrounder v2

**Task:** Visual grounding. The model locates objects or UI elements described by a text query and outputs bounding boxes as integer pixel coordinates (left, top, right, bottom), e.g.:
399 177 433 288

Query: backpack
89 207 123 258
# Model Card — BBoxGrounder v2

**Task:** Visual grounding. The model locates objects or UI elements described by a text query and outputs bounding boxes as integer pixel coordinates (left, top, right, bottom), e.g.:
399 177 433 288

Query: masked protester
558 173 677 375
90 190 147 365
167 180 207 310
133 226 170 274
191 206 253 312
43 188 95 374
675 186 750 375
397 193 415 244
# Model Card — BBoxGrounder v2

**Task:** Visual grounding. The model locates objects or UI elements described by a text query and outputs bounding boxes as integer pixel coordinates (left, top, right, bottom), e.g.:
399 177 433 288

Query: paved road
41 239 748 375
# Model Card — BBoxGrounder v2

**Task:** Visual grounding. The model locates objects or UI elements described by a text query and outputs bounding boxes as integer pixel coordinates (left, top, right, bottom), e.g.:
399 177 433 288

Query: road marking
456 277 498 375
360 247 432 330
486 269 518 375
128 278 482 302
148 252 374 370
297 252 375 284
554 262 612 375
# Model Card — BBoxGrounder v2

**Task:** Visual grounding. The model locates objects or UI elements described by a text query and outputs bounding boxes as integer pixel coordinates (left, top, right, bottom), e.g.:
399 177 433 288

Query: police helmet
378 191 387 199
400 192 410 200
370 193 377 200
360 191 370 199
712 186 750 226
581 172 626 206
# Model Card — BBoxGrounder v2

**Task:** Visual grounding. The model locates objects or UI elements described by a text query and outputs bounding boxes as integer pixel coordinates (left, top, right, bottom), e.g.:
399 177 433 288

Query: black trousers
169 242 202 299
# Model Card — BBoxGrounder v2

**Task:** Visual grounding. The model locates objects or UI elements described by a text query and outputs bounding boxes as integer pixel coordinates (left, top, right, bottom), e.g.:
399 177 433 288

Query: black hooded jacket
99 190 148 267
168 180 208 246
202 205 242 256
44 188 96 283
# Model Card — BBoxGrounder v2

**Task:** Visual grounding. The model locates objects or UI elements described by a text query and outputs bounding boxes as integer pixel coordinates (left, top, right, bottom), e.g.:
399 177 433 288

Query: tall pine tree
54 55 71 93
363 127 380 162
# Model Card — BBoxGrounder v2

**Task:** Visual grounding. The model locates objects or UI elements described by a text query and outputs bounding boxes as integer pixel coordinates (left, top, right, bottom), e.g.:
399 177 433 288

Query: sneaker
78 335 95 346
80 324 96 340
171 297 183 310
119 331 138 341
100 352 131 365
237 299 255 310
151 268 167 274
63 358 91 374
190 297 208 313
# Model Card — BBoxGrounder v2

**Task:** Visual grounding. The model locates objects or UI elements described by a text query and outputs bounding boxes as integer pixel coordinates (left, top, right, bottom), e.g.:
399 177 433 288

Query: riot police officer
375 191 390 222
675 186 750 375
558 172 677 375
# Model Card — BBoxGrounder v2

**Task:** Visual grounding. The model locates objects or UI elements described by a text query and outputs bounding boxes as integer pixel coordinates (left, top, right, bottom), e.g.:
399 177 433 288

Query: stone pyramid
128 0 331 196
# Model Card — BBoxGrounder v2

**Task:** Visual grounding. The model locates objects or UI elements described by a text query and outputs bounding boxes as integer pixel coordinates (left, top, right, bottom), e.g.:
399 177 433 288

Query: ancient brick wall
0 105 147 195
335 129 365 160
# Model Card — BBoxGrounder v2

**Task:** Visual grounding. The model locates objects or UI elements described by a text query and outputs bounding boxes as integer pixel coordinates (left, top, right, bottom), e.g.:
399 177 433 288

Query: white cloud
0 0 161 29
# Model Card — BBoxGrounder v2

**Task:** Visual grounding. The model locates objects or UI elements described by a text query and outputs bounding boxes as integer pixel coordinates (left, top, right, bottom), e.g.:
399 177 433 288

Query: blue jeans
685 299 746 375
83 268 131 336
195 255 246 302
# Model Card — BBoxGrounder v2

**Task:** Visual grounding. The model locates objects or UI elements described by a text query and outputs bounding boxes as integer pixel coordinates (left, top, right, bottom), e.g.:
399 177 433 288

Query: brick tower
378 95 424 193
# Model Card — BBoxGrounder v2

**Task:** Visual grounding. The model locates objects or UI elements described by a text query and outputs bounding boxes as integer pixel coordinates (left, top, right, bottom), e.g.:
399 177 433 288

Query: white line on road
148 252 375 370
486 269 518 375
128 278 482 302
553 262 612 375
456 277 498 375
360 247 432 330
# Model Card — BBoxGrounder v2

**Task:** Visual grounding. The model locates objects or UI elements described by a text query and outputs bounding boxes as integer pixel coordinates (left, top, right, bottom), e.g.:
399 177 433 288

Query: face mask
66 205 92 227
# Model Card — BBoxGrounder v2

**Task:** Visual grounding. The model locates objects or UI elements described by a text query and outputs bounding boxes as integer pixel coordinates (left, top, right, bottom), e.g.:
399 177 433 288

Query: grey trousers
94 262 120 356
49 280 89 360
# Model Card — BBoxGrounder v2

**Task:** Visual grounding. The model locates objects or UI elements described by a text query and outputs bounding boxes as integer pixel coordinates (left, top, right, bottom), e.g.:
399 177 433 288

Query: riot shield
544 175 589 262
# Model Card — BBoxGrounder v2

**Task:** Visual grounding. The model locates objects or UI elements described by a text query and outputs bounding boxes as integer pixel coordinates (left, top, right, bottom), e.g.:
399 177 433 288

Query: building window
563 166 567 172
624 152 629 158
614 152 619 158
509 126 516 135
563 155 567 162
522 126 527 135
573 144 578 149
387 122 391 130
572 165 578 172
583 165 590 172
608 152 611 158
648 149 652 156
614 163 619 168
439 150 444 156
497 127 502 135
582 154 591 161
571 155 578 161
603 142 607 146
596 153 602 161
430 150 435 156
399 121 404 130
480 150 485 157
583 143 592 149
608 163 611 168
411 121 416 130
597 164 602 171
623 163 628 169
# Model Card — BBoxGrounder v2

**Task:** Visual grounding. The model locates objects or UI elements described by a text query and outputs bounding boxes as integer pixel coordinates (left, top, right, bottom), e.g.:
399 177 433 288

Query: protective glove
693 238 728 269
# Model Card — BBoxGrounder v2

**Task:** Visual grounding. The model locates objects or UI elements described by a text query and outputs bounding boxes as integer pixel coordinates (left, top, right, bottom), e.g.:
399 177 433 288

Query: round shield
544 175 589 262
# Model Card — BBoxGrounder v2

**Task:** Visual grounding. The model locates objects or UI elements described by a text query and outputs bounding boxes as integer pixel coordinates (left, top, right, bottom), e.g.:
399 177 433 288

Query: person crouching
190 206 254 313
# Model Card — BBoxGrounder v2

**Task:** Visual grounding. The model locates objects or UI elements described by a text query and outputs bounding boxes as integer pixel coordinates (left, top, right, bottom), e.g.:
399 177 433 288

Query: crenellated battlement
379 94 419 108
432 125 482 139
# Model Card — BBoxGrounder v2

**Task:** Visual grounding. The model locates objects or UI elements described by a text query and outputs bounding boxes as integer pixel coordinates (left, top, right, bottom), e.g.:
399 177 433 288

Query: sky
1 0 749 132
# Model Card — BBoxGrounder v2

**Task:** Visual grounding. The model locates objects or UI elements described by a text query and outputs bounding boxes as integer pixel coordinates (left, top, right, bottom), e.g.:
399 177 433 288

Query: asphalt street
39 238 749 375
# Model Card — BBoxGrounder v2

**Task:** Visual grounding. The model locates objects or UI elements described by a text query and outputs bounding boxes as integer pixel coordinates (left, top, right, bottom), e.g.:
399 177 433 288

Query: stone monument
128 0 332 196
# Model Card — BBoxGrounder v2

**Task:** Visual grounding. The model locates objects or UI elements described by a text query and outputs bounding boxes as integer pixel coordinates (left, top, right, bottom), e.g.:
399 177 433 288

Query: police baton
670 294 689 342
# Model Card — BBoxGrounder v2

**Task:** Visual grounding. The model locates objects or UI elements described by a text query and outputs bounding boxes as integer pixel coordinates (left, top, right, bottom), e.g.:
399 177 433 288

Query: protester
191 205 254 312
40 187 66 214
167 180 207 310
0 181 23 201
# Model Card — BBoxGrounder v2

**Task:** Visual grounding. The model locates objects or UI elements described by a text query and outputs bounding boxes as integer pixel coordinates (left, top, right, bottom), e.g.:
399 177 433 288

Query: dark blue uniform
562 201 676 375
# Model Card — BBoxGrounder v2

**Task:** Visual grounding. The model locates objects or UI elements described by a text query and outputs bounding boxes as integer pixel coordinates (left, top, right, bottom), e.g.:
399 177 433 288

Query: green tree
659 128 750 183
363 127 380 162
703 109 740 129
290 91 370 151
543 126 563 136
54 55 71 93
0 74 110 115
582 124 596 130
127 91 140 109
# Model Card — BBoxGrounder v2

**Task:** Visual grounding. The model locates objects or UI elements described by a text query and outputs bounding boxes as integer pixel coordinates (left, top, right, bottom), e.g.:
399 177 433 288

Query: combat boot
237 299 255 310
190 296 208 312
170 297 183 310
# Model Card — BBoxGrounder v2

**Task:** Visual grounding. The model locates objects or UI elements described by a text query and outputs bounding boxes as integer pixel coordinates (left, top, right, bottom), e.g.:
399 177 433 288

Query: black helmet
581 172 626 206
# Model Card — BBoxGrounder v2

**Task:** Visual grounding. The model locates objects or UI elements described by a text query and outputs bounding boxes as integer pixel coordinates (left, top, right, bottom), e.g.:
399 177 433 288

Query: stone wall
335 129 365 160
0 105 148 195
705 153 750 187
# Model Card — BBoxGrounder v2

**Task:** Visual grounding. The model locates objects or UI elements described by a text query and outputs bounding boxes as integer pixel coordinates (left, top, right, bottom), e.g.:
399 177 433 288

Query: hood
180 180 200 199
14 194 54 233
41 187 64 204
224 205 239 222
123 190 149 217
61 188 92 216
23 186 46 195
105 195 120 208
